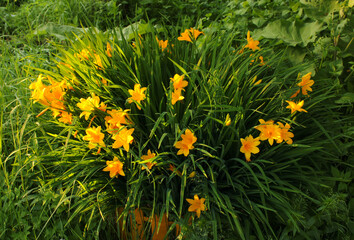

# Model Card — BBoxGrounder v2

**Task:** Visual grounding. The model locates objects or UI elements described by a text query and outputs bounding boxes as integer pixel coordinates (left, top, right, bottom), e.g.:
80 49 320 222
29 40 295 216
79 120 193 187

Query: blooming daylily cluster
174 129 197 157
29 26 203 176
76 47 103 70
239 72 313 162
171 74 188 105
178 28 203 42
30 26 315 224
31 72 198 178
286 72 314 114
29 74 73 124
240 119 294 162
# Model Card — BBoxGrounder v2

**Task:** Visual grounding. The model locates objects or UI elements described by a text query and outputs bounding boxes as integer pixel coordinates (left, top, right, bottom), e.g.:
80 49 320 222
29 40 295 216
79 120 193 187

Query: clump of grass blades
29 24 342 239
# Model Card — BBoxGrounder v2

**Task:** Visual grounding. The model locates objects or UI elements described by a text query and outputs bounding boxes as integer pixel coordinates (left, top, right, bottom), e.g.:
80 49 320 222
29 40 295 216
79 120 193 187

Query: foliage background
0 0 353 239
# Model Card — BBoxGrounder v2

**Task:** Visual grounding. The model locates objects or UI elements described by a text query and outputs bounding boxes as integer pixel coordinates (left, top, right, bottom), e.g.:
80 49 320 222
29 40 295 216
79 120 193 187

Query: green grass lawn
1 0 353 239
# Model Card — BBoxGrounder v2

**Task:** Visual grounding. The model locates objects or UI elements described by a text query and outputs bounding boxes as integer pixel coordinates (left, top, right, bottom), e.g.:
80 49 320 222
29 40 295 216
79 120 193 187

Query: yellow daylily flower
175 129 197 156
106 42 112 57
171 74 188 91
276 122 294 145
240 134 260 161
186 194 206 218
112 128 134 152
244 31 260 51
141 149 157 170
103 157 125 178
128 84 147 110
171 89 185 105
82 126 106 149
178 28 203 42
286 100 308 114
298 72 314 96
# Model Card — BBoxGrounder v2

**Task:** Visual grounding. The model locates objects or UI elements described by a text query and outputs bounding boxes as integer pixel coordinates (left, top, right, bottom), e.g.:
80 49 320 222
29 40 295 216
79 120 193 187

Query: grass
0 0 353 239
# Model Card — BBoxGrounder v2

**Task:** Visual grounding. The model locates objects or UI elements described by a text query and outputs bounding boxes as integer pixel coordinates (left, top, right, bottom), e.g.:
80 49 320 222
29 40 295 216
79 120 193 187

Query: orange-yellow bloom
106 42 112 57
29 75 69 118
171 74 188 91
298 72 314 96
156 37 168 51
186 195 206 218
174 142 192 157
168 164 182 176
82 126 106 149
181 129 197 145
128 84 147 110
103 157 125 178
141 149 157 170
58 111 73 124
175 129 197 156
77 93 106 120
105 109 130 132
112 128 134 152
254 119 274 132
244 31 260 51
257 123 281 146
93 53 103 70
286 100 308 114
259 56 265 66
290 89 300 99
276 122 294 144
171 89 185 105
76 48 91 61
178 28 203 42
240 135 260 161
225 113 231 126
29 74 46 103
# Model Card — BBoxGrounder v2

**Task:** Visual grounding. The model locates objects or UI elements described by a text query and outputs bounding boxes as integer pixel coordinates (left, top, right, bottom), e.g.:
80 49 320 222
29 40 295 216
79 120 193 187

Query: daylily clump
240 119 295 161
254 119 294 145
105 109 130 133
277 122 294 145
28 26 318 237
29 74 72 122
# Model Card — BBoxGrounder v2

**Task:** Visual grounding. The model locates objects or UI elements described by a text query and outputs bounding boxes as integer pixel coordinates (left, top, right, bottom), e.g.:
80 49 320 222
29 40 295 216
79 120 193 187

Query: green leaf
32 23 84 40
254 19 324 47
335 92 354 104
284 47 307 65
